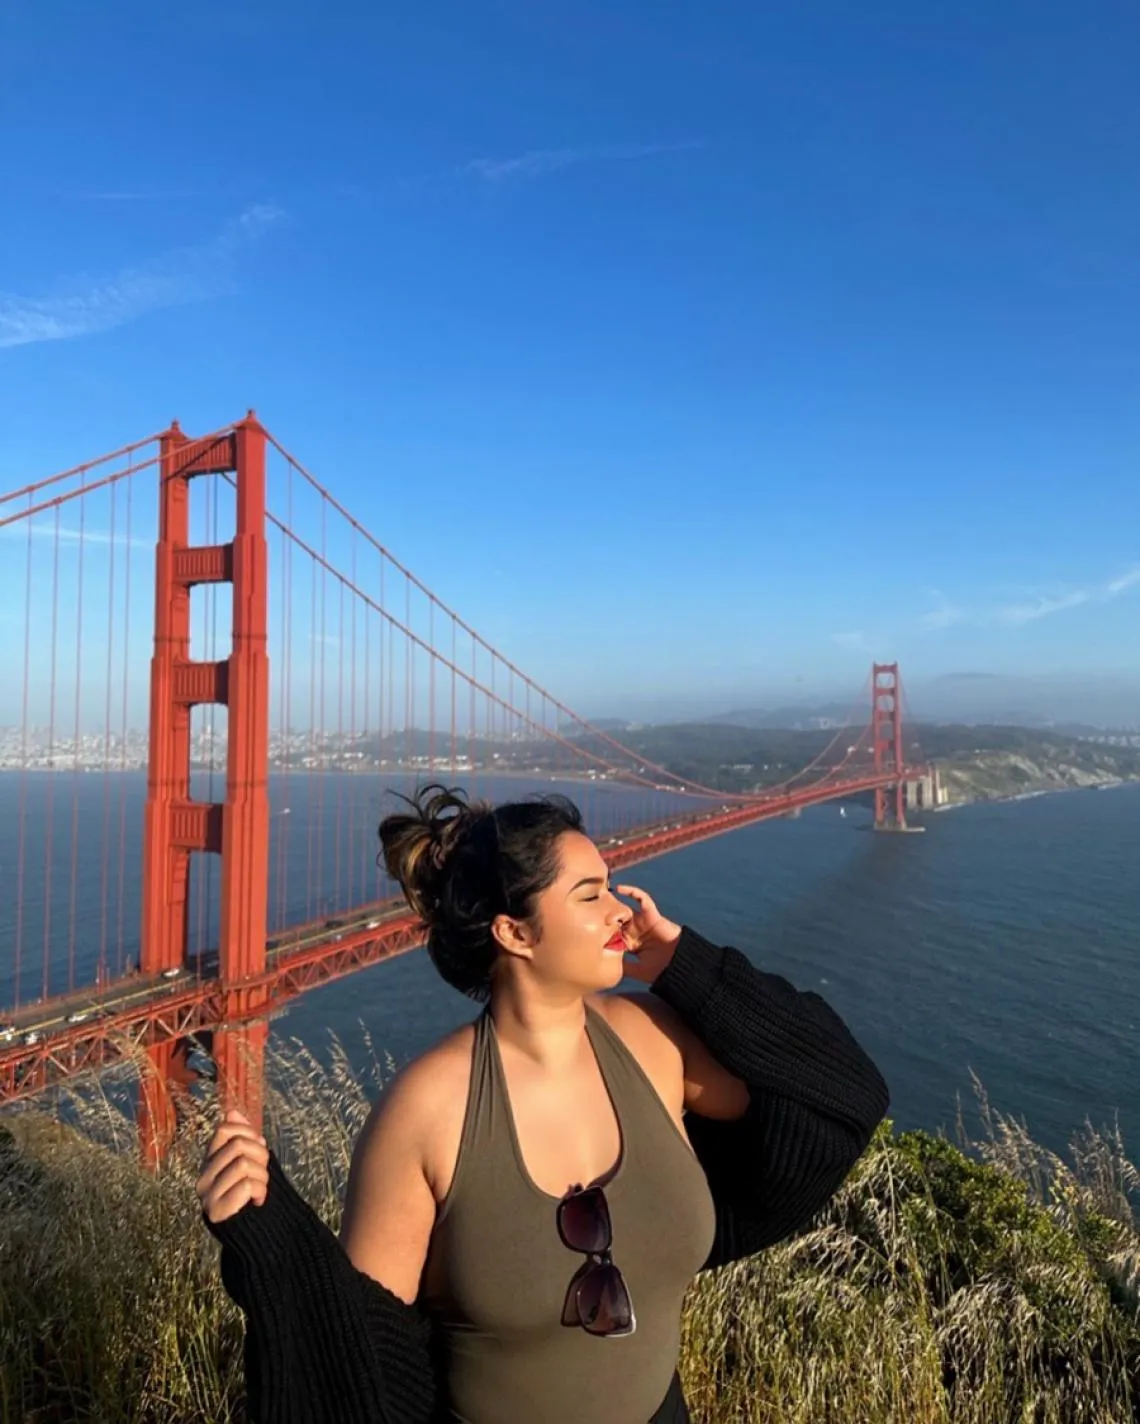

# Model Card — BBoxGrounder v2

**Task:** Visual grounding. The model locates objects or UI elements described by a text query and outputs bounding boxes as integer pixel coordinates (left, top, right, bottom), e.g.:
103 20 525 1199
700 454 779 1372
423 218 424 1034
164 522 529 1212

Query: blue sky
2 0 1138 720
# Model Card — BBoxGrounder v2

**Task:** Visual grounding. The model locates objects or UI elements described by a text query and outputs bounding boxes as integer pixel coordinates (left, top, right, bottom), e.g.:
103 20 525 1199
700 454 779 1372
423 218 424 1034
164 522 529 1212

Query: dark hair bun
378 782 584 1001
378 784 488 922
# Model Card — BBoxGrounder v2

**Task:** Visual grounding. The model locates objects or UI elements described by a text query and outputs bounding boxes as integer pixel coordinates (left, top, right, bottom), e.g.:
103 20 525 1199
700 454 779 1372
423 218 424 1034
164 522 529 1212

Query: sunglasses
557 1184 636 1337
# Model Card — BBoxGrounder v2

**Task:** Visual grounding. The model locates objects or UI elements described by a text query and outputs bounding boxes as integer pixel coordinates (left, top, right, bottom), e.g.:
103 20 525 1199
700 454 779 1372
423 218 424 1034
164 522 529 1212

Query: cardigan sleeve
206 1154 437 1424
650 926 890 1269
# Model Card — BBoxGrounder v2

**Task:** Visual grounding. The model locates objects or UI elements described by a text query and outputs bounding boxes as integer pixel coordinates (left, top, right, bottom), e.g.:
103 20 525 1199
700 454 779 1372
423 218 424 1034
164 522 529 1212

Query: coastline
935 774 1140 812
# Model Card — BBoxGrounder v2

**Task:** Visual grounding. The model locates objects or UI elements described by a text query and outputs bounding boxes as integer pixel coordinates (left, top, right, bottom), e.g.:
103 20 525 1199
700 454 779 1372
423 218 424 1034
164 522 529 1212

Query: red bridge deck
0 768 922 1104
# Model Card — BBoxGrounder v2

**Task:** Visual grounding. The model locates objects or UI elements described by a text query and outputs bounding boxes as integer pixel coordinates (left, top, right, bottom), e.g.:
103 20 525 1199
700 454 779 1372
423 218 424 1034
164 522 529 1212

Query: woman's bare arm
340 1066 440 1305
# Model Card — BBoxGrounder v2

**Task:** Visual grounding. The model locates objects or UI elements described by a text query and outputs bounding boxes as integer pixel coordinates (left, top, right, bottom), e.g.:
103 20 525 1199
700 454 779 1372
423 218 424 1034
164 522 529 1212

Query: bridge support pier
214 1018 269 1133
138 1040 179 1169
874 784 908 831
138 1038 207 1166
872 663 917 833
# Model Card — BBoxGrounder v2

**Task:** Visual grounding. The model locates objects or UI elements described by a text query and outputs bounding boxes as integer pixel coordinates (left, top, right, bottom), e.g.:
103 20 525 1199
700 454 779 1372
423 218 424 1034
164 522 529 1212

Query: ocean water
2 773 1137 1159
281 783 1140 1160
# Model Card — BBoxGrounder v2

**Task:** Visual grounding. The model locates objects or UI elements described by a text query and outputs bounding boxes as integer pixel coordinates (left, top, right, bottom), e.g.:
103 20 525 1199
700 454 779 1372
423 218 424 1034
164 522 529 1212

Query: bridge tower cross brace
872 662 908 831
139 415 271 1161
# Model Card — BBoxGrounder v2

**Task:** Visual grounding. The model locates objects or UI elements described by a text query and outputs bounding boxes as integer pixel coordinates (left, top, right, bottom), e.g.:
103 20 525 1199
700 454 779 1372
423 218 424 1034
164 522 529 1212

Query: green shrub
1 1044 1136 1423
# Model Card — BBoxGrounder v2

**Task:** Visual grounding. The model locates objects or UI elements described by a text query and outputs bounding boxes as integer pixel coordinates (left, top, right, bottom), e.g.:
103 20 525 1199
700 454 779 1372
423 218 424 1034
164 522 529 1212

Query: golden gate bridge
0 414 929 1158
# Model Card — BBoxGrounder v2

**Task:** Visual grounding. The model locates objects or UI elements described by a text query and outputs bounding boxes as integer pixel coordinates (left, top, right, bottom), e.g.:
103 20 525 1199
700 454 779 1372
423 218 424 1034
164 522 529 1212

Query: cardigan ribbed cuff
649 925 727 1020
205 1155 305 1269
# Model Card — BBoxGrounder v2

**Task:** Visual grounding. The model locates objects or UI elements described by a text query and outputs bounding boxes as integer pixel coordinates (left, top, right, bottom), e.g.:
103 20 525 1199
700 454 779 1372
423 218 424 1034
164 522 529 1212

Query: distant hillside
559 716 631 734
700 702 855 731
916 724 1140 804
569 720 1140 801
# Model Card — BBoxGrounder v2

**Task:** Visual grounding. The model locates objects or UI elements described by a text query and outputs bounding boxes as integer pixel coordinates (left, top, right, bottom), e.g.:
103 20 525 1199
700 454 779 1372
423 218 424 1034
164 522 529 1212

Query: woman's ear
491 913 535 962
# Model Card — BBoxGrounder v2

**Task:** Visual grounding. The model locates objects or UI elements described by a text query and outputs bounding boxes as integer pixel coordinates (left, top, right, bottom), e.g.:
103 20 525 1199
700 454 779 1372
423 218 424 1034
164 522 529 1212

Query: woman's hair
378 783 584 1001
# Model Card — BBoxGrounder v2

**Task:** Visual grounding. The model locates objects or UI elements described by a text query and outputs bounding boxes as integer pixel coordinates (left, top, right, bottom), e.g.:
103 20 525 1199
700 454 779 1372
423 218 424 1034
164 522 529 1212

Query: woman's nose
607 892 631 922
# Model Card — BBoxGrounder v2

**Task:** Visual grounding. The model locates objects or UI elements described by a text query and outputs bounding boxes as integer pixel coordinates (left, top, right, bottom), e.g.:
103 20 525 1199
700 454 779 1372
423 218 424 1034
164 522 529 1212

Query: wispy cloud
831 564 1139 663
464 141 701 183
0 523 154 549
913 564 1140 634
1106 566 1140 596
0 204 283 350
916 590 966 632
993 565 1140 626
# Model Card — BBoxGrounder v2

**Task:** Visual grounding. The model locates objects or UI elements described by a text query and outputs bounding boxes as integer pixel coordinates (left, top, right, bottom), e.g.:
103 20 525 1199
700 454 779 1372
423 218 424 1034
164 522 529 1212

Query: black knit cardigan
208 926 890 1423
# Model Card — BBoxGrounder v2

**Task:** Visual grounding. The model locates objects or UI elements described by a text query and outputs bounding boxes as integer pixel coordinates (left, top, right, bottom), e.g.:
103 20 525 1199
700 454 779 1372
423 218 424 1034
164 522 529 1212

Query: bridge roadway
0 768 923 1102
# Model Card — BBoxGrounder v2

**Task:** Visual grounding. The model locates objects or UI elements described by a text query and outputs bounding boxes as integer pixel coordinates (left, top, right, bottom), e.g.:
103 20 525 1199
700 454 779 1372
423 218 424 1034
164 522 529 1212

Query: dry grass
1 1043 1137 1424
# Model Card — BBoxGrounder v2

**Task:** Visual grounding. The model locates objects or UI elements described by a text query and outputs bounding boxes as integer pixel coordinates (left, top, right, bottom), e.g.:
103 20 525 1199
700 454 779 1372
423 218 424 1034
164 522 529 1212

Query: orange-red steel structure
137 417 272 1160
0 417 929 1154
872 662 907 831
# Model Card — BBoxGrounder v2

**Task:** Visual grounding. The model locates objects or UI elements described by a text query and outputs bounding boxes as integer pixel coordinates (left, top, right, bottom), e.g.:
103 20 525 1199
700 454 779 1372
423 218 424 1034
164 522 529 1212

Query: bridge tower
872 662 908 831
139 415 271 1162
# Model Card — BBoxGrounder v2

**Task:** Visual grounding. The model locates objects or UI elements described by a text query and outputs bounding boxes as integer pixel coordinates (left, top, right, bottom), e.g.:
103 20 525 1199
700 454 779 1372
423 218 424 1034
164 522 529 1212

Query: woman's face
494 831 632 995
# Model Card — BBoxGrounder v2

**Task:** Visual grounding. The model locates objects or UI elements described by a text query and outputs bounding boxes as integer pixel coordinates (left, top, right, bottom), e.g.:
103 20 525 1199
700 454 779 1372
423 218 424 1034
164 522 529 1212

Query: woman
198 786 889 1424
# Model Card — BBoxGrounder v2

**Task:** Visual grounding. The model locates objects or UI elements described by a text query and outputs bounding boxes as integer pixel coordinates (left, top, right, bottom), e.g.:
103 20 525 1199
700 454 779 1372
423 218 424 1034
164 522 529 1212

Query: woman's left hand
614 884 683 984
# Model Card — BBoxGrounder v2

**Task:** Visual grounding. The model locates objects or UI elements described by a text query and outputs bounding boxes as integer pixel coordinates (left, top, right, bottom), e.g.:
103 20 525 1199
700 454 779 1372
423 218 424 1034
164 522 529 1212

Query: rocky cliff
937 746 1140 805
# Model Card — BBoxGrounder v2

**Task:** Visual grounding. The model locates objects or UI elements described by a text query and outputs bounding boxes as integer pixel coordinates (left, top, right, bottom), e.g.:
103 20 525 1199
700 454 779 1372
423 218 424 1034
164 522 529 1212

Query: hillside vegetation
1 1044 1137 1423
571 721 1140 802
918 727 1140 805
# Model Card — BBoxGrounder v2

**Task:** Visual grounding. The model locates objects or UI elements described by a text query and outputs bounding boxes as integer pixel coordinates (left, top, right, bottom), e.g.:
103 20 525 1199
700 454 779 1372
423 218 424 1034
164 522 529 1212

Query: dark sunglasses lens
558 1186 611 1254
575 1262 633 1336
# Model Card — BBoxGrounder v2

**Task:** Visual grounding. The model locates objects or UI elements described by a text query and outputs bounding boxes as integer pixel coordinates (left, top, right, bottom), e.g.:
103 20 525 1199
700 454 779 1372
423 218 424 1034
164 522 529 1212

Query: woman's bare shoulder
360 1018 478 1202
373 1019 477 1123
588 992 686 1114
590 989 684 1050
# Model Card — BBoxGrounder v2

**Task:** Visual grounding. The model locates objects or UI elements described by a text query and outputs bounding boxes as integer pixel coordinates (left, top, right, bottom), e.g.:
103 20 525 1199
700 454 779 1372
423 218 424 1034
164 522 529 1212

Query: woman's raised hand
196 1108 270 1224
614 884 683 984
